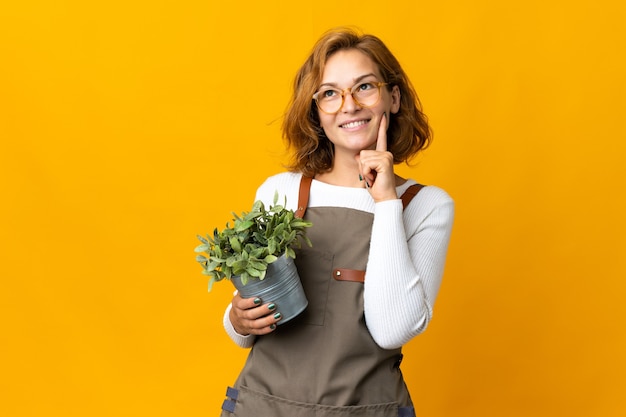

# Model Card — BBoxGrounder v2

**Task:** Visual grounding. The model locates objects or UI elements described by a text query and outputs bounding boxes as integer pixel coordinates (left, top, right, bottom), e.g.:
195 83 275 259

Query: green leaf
285 247 296 259
196 254 208 263
290 221 311 228
229 236 242 253
235 220 255 232
274 223 285 236
248 260 267 271
264 254 278 264
207 261 220 272
245 209 263 221
197 235 209 244
268 238 277 256
283 230 296 244
253 200 265 212
246 267 262 277
194 244 209 253
225 256 237 267
240 272 250 286
249 247 265 259
253 232 266 244
232 260 248 275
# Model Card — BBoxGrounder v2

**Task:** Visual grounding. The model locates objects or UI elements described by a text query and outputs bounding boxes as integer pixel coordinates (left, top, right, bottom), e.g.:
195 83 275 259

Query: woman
219 28 454 417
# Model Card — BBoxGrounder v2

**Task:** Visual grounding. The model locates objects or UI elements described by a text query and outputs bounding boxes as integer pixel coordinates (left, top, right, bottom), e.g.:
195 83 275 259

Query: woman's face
316 48 400 155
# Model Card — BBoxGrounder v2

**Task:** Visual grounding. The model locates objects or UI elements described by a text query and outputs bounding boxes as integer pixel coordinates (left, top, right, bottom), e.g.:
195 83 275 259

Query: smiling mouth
340 119 370 129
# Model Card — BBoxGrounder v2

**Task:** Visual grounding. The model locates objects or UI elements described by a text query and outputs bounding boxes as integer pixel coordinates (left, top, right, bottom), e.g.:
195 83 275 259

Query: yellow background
1 1 624 416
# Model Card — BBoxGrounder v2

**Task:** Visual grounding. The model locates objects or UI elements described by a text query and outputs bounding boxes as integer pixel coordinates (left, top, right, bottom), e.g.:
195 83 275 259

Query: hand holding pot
229 292 282 336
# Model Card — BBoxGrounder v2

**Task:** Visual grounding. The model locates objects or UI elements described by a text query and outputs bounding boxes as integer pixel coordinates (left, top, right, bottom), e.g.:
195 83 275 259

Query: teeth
341 120 368 128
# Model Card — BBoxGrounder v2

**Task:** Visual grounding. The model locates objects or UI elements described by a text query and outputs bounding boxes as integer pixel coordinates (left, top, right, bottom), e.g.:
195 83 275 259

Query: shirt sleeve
363 186 454 349
223 302 256 348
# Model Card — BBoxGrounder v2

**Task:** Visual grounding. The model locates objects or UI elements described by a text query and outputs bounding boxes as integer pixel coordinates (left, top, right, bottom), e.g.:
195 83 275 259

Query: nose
340 91 361 113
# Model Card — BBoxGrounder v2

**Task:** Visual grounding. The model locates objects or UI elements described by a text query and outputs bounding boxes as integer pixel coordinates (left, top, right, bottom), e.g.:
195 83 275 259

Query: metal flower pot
231 255 308 325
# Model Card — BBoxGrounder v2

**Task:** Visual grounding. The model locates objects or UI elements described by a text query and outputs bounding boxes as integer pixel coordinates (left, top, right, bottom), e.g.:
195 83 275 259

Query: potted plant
195 192 312 324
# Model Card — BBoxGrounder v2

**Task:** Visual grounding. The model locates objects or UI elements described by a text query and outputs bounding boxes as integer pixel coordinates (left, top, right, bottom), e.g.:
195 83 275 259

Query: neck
314 153 363 187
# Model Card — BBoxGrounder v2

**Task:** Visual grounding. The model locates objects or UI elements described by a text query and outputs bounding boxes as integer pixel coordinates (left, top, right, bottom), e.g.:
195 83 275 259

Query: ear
390 85 401 114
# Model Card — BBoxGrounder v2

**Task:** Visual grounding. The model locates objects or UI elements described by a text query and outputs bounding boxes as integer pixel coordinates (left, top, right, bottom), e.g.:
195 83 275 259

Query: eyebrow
318 73 378 89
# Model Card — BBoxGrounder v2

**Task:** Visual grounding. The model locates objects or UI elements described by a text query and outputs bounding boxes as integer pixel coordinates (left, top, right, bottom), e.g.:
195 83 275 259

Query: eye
356 82 375 92
321 88 339 99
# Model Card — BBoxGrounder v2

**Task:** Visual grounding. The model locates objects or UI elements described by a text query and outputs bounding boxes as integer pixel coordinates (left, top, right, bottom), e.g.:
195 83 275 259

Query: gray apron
221 176 423 417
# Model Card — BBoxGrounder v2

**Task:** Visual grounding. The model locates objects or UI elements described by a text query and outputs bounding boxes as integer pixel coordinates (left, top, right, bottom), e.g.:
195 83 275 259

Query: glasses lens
314 82 383 113
316 88 342 113
352 82 381 107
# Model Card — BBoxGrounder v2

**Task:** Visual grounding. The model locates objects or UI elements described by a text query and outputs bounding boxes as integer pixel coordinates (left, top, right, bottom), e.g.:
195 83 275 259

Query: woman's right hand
229 292 282 336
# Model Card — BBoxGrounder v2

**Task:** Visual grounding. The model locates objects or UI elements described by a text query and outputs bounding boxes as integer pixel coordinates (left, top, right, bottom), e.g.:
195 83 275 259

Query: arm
363 186 454 349
223 302 256 348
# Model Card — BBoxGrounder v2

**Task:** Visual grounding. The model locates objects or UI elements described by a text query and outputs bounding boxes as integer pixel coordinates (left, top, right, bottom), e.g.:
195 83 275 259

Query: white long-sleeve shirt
223 172 454 349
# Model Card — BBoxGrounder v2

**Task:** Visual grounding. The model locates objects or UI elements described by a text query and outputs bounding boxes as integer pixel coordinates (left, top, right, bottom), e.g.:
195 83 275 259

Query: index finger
233 293 263 310
376 112 387 152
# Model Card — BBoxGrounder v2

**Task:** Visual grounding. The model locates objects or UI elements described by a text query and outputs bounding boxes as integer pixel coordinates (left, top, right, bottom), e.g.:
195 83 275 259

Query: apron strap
401 184 424 209
333 268 365 283
295 175 313 219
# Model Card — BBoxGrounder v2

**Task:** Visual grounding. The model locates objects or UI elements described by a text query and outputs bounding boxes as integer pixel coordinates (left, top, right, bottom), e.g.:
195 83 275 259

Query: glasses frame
312 81 388 114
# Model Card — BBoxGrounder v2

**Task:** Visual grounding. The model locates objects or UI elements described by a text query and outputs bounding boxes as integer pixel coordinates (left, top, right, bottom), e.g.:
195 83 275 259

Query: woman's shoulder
418 184 454 205
400 180 452 202
397 181 454 234
402 180 454 215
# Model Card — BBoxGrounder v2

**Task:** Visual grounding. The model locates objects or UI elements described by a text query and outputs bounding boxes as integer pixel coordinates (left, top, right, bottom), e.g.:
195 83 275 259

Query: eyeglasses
312 81 388 114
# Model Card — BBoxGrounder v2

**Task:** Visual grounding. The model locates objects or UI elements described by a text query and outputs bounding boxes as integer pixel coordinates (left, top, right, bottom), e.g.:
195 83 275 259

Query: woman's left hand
356 113 398 202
